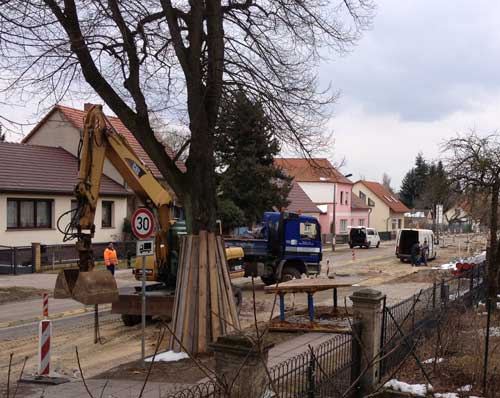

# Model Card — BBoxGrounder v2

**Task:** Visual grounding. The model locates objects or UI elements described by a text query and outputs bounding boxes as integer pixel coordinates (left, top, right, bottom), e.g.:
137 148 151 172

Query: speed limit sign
131 208 155 239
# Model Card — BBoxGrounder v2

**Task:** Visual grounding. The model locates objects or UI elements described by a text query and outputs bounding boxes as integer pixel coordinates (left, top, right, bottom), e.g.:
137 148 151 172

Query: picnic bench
264 277 363 322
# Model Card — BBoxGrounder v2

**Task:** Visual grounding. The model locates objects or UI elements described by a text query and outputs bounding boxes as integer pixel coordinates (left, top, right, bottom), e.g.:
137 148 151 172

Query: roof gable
0 142 130 196
275 158 353 184
22 105 186 179
286 182 320 213
358 181 410 213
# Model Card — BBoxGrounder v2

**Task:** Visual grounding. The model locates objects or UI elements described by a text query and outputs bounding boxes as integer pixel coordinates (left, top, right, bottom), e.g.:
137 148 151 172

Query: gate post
32 242 41 273
349 288 384 394
209 334 274 398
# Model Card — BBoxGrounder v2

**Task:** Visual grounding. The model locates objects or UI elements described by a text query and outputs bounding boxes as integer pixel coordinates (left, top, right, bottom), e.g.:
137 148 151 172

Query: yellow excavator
54 105 242 325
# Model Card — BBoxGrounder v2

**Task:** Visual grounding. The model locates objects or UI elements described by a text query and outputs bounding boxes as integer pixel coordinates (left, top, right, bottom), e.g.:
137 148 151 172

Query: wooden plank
174 235 192 351
208 233 221 340
217 236 240 330
190 236 200 353
170 236 187 351
197 231 208 352
264 276 364 294
182 236 197 351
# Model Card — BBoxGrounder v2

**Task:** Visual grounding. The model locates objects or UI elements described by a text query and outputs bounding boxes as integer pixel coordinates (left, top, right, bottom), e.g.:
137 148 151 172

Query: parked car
348 226 381 249
396 228 437 262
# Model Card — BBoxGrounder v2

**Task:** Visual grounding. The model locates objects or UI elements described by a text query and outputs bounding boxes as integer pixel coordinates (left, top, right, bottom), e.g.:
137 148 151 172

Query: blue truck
225 211 322 285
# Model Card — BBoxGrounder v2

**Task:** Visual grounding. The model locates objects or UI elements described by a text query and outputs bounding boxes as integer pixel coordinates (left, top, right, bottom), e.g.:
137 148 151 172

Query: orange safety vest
104 248 118 266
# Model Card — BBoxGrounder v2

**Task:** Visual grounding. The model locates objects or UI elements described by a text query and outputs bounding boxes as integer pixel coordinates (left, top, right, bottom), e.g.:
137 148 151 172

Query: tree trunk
488 184 499 301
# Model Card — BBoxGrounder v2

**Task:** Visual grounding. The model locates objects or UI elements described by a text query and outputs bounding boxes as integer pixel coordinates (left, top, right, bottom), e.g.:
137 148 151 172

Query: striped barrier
38 319 51 376
43 292 48 318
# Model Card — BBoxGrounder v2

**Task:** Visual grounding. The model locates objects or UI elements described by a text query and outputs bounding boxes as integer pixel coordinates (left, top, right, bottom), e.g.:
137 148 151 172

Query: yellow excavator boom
54 105 173 305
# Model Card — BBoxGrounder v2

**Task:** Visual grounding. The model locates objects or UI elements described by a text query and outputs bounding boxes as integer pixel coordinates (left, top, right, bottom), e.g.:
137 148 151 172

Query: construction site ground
0 233 486 397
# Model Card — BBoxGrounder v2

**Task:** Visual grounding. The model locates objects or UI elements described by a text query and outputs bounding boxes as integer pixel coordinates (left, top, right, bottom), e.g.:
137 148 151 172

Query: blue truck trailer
225 211 322 285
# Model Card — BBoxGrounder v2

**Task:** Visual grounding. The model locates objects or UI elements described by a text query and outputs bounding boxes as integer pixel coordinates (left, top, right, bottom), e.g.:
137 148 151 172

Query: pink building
276 158 370 239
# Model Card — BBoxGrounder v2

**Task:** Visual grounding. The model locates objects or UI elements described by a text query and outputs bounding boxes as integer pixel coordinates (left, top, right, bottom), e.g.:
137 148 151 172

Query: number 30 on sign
131 208 155 239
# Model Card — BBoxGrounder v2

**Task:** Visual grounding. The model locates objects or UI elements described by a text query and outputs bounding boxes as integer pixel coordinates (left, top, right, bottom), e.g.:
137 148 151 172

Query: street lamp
332 173 353 251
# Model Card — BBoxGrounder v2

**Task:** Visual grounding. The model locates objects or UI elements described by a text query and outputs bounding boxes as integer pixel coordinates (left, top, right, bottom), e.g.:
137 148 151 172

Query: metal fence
379 262 486 377
40 240 136 268
165 326 362 398
0 245 34 274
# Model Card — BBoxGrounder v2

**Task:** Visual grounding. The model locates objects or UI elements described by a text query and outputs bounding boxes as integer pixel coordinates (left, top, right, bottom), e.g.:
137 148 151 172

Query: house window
358 219 365 227
392 218 398 231
7 199 53 229
300 222 318 240
359 191 366 203
102 201 114 228
340 191 344 204
340 219 348 233
398 219 402 229
368 198 375 207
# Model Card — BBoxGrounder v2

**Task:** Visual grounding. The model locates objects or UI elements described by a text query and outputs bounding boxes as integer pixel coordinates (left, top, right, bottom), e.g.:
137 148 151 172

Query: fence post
351 321 363 396
349 289 384 394
209 334 274 398
307 350 316 398
432 282 436 310
12 246 17 275
32 242 41 273
378 296 387 382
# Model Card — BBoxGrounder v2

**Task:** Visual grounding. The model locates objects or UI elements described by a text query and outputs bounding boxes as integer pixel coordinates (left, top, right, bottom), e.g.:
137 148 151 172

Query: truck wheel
261 276 277 286
281 266 301 282
376 242 380 248
349 243 353 249
121 314 141 327
233 285 243 314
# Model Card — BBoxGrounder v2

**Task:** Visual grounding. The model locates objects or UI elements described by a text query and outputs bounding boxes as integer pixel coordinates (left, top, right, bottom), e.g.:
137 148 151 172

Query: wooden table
264 277 363 322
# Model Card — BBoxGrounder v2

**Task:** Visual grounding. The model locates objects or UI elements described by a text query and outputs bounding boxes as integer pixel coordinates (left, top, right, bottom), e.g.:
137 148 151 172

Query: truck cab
225 211 322 285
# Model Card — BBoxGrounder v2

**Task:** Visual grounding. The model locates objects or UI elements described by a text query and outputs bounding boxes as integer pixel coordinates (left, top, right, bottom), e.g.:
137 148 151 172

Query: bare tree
444 131 500 301
0 1 374 232
382 172 394 194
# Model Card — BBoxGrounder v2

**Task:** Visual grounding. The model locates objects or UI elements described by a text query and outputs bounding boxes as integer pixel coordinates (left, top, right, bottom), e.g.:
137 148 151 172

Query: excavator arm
54 105 173 304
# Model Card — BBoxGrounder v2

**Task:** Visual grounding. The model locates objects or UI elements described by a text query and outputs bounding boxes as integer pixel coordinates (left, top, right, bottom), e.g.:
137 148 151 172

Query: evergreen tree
414 152 429 194
215 92 292 227
399 169 418 208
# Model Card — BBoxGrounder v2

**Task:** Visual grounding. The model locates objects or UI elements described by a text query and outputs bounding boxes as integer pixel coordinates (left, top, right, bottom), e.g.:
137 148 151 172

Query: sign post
132 208 155 364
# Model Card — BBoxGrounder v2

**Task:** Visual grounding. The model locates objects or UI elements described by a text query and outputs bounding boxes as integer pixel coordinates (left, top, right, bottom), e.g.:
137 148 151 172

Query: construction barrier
42 292 48 318
38 319 51 376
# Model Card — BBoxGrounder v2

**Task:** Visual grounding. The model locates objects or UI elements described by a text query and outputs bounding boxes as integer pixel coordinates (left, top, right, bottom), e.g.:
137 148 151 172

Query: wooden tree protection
169 232 240 354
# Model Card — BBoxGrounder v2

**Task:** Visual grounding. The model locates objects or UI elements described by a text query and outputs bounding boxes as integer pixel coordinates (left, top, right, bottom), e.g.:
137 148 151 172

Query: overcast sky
320 0 500 189
2 1 500 191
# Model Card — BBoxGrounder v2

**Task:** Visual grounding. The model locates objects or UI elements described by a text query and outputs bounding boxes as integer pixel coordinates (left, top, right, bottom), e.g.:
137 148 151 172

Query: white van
396 229 437 262
348 226 381 249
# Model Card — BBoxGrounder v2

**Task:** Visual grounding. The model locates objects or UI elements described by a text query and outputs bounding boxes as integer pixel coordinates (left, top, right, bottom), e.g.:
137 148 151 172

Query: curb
0 304 111 329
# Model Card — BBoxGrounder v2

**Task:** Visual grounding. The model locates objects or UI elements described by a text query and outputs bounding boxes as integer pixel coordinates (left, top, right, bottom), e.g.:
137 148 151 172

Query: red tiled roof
22 105 186 178
275 158 353 184
358 181 410 213
0 142 130 196
351 193 370 210
286 182 320 214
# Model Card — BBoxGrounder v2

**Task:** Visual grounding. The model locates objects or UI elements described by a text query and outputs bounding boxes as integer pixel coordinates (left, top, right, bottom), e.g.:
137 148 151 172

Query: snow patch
485 327 500 337
145 350 189 363
435 393 458 398
422 357 444 364
457 385 473 392
383 379 432 396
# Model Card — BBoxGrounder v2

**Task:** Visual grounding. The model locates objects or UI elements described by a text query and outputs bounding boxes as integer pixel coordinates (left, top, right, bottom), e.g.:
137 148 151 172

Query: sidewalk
16 332 334 398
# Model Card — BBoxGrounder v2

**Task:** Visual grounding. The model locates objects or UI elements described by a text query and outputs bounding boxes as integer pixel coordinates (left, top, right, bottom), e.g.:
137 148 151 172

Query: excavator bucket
54 269 119 305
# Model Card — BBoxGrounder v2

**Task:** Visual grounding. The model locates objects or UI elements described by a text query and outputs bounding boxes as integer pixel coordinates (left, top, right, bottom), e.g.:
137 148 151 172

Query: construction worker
104 243 118 276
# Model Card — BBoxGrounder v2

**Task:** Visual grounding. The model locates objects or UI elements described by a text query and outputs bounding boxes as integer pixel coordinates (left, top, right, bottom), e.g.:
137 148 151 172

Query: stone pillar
32 242 41 273
349 288 384 392
209 334 274 398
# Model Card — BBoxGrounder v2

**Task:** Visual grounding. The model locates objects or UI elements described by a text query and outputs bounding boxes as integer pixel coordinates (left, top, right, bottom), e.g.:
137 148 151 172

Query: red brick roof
358 181 410 213
0 142 130 196
351 193 370 211
286 182 320 214
22 105 186 178
275 158 353 184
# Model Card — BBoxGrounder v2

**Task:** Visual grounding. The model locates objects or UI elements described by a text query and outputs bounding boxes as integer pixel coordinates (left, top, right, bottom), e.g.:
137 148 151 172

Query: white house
0 142 130 246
